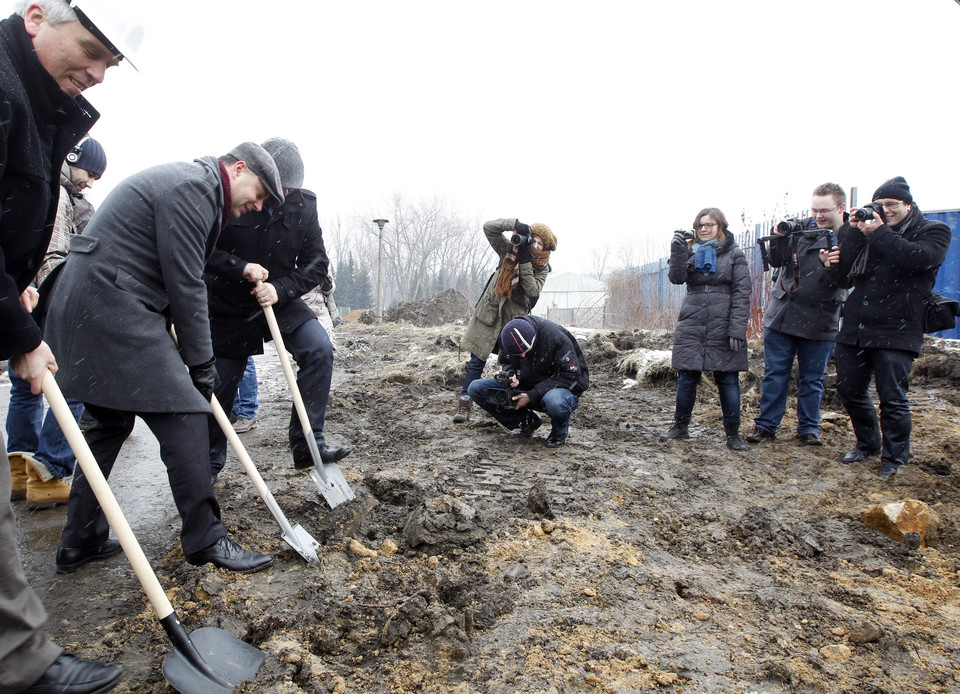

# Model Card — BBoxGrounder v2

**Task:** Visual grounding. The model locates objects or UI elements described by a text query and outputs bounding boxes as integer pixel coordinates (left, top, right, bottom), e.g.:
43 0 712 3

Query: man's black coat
498 314 589 406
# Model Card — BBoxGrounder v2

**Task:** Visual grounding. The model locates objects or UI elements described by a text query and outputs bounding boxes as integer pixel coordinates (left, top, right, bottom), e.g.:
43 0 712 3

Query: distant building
532 271 608 328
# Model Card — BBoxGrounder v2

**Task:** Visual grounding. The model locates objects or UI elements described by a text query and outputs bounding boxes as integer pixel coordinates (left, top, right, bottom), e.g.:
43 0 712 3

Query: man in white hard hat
0 2 142 692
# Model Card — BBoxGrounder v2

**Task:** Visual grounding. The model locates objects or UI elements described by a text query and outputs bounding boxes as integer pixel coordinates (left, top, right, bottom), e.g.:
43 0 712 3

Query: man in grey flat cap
205 137 350 478
43 142 283 575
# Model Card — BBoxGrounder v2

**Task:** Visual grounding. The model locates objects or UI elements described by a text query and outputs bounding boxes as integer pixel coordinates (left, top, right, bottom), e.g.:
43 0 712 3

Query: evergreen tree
354 264 373 309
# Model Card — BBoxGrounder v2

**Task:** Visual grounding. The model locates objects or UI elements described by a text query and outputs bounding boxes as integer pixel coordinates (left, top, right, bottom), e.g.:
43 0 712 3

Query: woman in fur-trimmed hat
453 218 556 423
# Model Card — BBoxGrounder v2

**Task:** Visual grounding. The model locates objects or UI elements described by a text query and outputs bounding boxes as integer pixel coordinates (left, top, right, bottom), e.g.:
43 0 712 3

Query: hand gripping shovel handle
208 394 321 567
41 371 237 692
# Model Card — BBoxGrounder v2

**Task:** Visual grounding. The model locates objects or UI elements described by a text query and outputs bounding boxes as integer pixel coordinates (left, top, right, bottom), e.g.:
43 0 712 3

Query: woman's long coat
461 218 550 358
668 234 751 372
44 156 226 414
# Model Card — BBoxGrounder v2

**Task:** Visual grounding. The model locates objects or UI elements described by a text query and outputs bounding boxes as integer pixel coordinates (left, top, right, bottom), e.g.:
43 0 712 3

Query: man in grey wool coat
43 142 284 576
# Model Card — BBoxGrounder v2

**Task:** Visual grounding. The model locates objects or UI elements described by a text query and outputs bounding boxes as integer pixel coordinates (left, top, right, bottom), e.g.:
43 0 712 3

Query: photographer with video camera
828 177 951 478
453 219 556 424
660 208 752 450
747 183 847 448
466 316 588 448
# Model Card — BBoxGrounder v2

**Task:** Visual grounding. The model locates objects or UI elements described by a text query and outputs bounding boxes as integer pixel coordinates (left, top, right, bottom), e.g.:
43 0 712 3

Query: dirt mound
383 289 472 327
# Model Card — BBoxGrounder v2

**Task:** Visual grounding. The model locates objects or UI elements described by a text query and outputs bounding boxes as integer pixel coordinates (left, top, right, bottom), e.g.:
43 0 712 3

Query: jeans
754 327 835 436
209 319 333 474
834 343 914 467
467 378 579 437
5 365 84 479
674 370 741 424
459 354 487 398
230 357 259 420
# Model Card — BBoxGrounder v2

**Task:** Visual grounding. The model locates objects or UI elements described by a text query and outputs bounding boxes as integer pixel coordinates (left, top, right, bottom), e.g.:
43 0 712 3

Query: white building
531 271 608 328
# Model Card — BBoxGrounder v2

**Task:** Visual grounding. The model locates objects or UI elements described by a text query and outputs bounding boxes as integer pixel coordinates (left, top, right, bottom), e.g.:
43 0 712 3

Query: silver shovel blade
281 524 322 567
162 626 264 693
309 462 355 508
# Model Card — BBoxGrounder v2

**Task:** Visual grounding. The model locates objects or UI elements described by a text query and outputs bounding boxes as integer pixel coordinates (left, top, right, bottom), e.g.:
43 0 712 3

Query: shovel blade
282 523 322 567
309 462 355 508
162 627 264 694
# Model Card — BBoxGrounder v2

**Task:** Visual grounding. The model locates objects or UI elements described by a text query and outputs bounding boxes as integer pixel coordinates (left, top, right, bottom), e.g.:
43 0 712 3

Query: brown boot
452 397 472 423
8 452 31 501
25 457 71 509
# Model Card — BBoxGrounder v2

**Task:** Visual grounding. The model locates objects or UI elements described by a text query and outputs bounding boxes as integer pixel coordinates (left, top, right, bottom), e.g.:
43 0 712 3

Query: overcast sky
10 0 960 274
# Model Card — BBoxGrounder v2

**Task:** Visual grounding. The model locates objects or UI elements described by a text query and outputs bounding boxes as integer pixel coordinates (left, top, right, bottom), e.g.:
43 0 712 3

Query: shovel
258 285 355 508
42 371 263 694
208 393 321 567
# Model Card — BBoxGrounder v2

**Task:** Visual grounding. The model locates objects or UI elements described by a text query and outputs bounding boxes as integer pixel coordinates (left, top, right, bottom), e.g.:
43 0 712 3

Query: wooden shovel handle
41 371 175 621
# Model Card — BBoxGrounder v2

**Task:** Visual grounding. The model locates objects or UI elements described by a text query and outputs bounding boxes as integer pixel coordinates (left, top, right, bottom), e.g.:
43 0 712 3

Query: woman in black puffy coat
659 207 752 450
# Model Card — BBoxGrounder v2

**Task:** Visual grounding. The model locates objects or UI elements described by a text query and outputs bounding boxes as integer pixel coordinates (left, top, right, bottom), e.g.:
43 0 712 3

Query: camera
776 218 806 234
676 229 695 240
484 370 518 408
854 202 887 223
510 230 534 247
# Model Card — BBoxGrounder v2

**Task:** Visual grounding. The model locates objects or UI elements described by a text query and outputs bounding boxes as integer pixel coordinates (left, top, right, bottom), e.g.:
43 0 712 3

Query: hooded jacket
836 205 951 354
497 315 589 406
668 233 751 372
44 157 227 413
0 14 98 359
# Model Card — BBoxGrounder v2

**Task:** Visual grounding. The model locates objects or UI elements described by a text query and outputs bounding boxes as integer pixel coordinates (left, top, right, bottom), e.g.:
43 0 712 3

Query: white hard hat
70 0 145 71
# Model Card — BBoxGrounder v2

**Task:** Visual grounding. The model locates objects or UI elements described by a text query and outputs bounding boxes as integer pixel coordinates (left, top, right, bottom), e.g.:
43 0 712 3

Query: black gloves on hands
516 243 533 264
728 337 745 352
673 230 692 247
514 221 532 236
189 358 220 401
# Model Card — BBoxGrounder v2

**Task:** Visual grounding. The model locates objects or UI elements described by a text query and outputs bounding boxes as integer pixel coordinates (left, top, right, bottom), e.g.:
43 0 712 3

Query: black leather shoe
56 539 123 574
545 433 567 448
516 412 543 438
842 445 881 463
798 432 824 446
293 444 351 469
23 653 122 693
745 426 775 444
186 536 274 573
878 461 904 478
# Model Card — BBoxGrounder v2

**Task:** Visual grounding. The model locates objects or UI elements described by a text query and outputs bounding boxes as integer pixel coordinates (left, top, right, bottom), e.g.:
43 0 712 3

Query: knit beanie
530 223 557 251
872 176 913 204
67 137 106 177
261 137 304 189
500 318 537 356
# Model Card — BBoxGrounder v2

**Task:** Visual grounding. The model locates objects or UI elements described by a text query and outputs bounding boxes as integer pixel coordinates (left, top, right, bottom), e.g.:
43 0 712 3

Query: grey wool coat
461 218 550 359
44 156 226 413
668 234 751 372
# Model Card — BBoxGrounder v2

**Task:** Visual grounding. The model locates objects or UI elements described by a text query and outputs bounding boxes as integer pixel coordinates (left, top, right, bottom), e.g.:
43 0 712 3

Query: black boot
725 421 748 451
659 417 690 441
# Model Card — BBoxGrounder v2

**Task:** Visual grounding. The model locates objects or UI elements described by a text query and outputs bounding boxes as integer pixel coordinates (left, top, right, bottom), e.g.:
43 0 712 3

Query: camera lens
854 208 874 222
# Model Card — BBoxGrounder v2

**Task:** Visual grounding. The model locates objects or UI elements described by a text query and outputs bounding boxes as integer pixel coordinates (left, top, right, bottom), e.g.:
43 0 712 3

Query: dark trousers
62 404 226 556
675 370 741 424
209 318 333 473
459 353 487 397
0 430 62 691
834 343 914 466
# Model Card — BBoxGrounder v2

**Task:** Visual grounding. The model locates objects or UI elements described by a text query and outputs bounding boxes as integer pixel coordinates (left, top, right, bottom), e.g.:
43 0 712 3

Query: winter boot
724 421 749 451
452 396 472 423
8 452 31 501
24 457 71 509
659 417 690 442
516 411 543 438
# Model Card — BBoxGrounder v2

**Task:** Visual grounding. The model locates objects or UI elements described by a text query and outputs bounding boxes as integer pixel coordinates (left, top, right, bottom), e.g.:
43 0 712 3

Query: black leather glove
516 242 533 264
188 358 220 401
673 230 692 247
514 220 532 236
728 337 745 352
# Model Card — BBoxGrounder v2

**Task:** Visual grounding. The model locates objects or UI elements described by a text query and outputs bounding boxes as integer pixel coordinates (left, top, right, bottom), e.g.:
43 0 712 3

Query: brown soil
14 298 960 693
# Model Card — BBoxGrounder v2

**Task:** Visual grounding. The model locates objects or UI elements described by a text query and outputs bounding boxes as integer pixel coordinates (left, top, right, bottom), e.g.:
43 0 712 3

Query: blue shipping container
923 209 960 339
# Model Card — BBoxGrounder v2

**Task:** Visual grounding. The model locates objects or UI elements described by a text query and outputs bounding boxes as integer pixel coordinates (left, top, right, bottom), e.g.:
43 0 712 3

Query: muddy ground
8 298 960 694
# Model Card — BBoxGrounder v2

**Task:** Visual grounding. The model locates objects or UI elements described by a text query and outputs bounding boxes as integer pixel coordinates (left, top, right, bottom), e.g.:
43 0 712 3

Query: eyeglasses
811 203 842 216
874 200 905 211
698 222 718 229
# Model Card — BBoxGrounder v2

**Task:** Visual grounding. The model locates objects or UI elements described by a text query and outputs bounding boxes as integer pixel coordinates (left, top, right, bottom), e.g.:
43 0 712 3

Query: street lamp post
373 218 389 324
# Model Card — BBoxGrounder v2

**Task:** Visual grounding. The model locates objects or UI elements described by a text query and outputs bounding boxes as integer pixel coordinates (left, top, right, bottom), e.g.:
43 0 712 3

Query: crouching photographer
467 316 589 448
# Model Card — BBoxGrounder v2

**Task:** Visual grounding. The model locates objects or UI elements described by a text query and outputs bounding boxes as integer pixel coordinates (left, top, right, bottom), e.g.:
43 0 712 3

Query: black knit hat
67 137 107 177
873 176 913 204
500 318 537 356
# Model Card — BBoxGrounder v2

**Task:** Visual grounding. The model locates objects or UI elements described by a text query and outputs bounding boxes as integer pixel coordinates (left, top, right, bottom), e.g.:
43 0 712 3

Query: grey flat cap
261 137 304 190
227 142 284 207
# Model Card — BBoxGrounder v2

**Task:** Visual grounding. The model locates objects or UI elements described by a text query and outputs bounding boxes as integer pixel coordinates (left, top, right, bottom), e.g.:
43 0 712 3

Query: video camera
853 202 887 224
484 369 519 408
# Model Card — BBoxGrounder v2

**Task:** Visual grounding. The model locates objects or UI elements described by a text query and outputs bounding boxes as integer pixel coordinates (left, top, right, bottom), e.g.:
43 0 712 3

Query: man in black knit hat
832 176 951 477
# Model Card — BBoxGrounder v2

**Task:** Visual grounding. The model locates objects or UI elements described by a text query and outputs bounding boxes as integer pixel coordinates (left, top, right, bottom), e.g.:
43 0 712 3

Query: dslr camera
485 369 518 408
510 229 534 247
776 218 807 234
854 202 887 223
